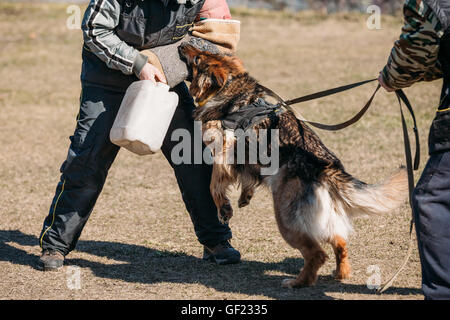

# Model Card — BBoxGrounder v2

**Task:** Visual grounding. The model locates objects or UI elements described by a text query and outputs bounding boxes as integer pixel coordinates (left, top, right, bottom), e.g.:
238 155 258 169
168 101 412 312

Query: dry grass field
0 2 442 300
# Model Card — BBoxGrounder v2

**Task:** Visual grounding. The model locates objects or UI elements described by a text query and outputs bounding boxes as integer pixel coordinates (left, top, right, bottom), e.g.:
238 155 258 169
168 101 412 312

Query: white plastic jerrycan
110 80 179 155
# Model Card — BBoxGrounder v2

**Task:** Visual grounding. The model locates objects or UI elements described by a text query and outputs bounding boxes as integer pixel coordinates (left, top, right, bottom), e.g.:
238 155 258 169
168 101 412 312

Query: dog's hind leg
282 235 329 288
238 175 256 208
328 235 351 280
238 186 254 208
237 166 261 208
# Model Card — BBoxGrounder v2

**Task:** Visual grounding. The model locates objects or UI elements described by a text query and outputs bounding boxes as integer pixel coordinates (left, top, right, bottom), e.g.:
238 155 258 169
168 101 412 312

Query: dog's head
179 43 246 107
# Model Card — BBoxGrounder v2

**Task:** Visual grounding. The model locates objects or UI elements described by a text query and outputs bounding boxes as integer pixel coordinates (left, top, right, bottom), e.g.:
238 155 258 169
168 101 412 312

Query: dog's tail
326 167 408 217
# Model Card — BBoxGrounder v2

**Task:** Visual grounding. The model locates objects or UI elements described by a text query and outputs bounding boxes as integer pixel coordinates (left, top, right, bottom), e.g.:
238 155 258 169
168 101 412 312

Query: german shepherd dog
179 44 408 288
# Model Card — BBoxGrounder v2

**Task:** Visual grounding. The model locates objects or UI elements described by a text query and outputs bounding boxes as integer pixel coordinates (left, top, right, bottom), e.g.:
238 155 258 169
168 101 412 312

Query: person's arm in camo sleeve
81 0 164 82
379 0 444 91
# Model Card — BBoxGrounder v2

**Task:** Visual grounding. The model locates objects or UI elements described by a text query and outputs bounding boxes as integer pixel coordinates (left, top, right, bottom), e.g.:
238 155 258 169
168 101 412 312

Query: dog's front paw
219 203 233 224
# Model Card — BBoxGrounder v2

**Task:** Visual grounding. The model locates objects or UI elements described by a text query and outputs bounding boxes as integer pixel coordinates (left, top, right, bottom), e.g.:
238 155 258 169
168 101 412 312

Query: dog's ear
179 43 202 65
211 66 228 88
229 56 246 75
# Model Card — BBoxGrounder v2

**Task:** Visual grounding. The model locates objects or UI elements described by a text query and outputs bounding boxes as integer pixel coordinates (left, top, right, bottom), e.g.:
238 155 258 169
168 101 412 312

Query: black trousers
412 149 450 300
39 82 231 255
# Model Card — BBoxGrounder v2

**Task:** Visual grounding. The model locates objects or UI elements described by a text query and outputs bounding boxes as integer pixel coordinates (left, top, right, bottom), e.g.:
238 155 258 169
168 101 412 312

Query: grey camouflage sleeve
81 0 148 77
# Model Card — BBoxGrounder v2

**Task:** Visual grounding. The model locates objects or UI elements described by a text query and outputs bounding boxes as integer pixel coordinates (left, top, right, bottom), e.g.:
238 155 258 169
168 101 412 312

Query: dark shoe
37 249 64 271
203 240 241 265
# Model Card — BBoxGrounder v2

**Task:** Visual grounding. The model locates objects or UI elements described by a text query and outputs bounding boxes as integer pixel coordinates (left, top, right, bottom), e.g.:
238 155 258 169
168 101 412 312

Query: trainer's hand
378 72 394 92
139 63 167 84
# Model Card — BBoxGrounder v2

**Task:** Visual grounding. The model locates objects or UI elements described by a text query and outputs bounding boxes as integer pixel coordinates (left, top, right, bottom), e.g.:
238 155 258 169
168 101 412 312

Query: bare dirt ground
1 3 440 300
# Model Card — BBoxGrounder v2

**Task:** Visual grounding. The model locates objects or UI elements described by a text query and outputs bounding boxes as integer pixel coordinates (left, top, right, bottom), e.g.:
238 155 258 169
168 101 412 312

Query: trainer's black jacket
39 0 232 255
81 0 205 90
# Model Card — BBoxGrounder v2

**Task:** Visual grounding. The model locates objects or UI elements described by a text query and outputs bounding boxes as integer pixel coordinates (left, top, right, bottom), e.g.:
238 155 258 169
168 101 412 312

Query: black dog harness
221 98 285 131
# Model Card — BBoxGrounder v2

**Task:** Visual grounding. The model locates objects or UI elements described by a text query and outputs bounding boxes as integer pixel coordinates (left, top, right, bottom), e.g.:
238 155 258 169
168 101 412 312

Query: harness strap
221 98 285 131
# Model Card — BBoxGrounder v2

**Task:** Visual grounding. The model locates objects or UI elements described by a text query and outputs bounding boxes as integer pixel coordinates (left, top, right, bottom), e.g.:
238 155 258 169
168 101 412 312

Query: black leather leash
260 79 420 293
377 89 420 293
260 78 381 131
285 78 379 105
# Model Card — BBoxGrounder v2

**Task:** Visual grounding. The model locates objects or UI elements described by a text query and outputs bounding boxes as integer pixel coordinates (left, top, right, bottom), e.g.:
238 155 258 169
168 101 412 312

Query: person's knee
62 142 117 188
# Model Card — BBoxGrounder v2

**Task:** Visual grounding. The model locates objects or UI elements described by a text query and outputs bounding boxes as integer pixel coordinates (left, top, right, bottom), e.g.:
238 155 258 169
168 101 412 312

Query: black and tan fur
179 44 408 288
